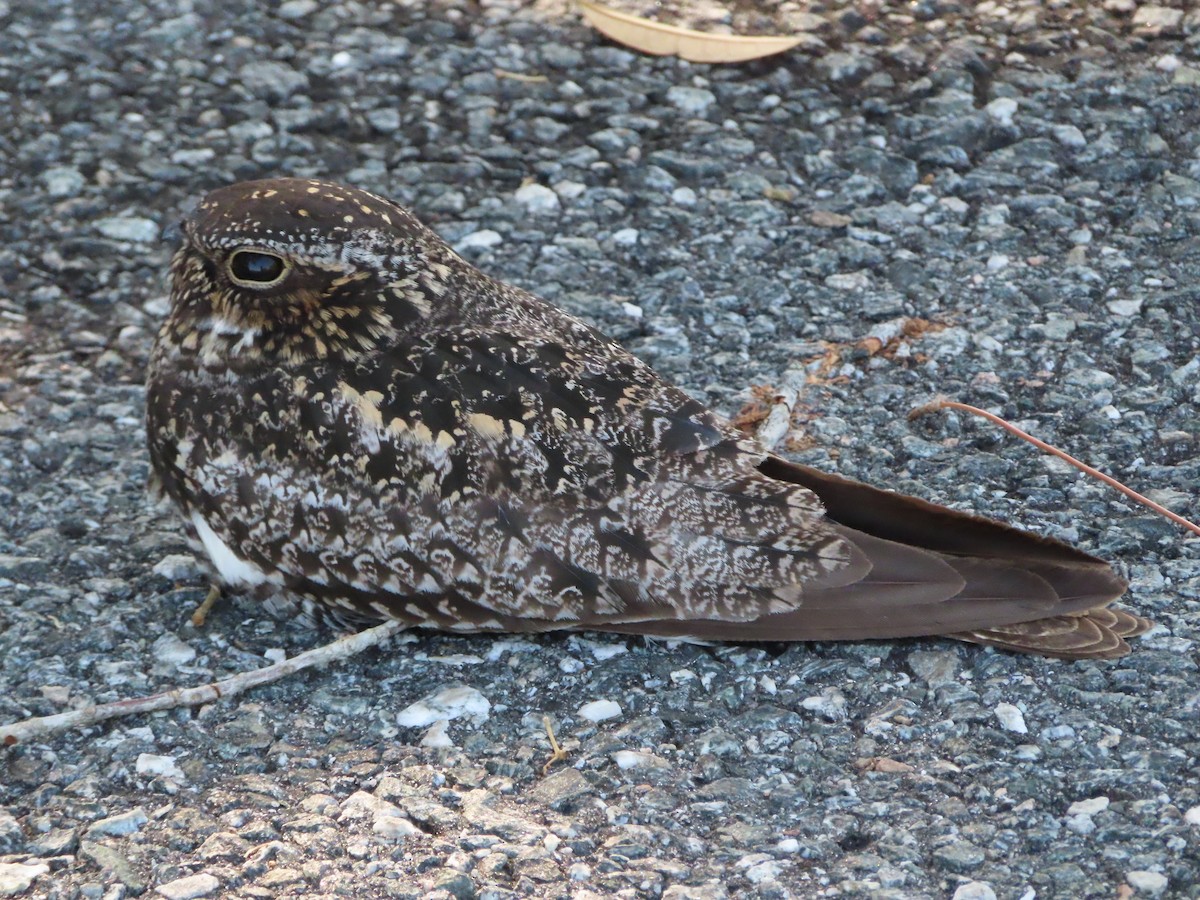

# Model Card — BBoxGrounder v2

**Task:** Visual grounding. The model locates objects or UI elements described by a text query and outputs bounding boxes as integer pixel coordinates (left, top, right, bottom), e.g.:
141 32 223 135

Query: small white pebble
278 0 317 18
1068 796 1110 816
96 216 160 243
953 882 998 900
671 187 697 206
424 653 483 666
621 302 643 320
40 685 70 705
330 51 354 68
263 648 287 664
454 230 502 252
553 180 587 200
801 688 847 721
994 703 1027 734
825 271 870 291
373 815 421 840
1184 805 1200 826
152 554 200 580
116 324 145 349
1126 870 1169 897
577 699 622 723
170 148 216 166
984 97 1018 127
612 749 662 769
940 196 970 216
42 166 86 198
396 685 490 727
744 859 784 884
1066 814 1096 835
581 640 626 661
155 873 220 900
152 633 197 666
666 85 715 116
1132 7 1183 29
1052 124 1087 149
776 838 800 853
144 295 171 317
514 182 560 213
419 719 454 748
1041 724 1076 741
1156 54 1181 73
611 227 639 246
0 863 50 896
987 253 1010 272
338 791 402 821
87 808 148 838
1107 298 1143 317
136 753 185 781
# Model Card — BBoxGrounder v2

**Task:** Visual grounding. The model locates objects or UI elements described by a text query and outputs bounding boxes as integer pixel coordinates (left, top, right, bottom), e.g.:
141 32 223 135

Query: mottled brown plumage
146 178 1151 659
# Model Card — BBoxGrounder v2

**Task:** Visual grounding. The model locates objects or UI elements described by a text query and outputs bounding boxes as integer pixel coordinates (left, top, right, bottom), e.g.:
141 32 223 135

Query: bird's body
147 178 1150 659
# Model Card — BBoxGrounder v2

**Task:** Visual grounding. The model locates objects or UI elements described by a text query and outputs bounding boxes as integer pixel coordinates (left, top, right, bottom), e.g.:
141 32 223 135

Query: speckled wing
147 326 864 632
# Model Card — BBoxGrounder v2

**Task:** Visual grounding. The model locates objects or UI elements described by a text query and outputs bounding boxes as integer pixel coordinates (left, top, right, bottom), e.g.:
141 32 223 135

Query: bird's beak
161 219 185 246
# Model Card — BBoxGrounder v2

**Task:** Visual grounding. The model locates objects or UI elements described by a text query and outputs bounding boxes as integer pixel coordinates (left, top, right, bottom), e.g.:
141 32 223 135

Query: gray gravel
2 0 1200 897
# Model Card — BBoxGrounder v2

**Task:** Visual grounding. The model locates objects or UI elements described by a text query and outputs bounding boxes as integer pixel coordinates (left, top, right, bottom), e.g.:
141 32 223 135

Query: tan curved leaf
577 0 803 64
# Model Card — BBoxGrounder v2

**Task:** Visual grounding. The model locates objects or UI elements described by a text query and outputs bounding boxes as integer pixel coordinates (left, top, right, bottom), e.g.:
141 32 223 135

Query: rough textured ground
1 1 1199 897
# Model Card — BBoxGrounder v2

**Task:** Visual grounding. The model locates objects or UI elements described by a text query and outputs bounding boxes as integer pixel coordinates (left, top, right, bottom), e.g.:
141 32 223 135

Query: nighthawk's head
164 178 460 364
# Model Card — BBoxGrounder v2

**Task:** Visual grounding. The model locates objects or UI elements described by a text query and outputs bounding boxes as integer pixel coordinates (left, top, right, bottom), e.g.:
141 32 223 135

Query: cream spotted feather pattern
146 179 1150 659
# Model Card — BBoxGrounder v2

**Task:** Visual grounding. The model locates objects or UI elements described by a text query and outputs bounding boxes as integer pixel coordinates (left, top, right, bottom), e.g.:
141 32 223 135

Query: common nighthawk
146 178 1151 659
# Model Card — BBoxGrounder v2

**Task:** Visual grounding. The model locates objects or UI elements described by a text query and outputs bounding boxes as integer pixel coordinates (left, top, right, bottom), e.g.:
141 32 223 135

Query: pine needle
910 397 1200 538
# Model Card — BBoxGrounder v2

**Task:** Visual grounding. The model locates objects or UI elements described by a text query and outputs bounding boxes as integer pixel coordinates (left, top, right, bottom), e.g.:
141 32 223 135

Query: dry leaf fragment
731 384 783 434
856 757 915 774
578 0 804 63
809 209 851 228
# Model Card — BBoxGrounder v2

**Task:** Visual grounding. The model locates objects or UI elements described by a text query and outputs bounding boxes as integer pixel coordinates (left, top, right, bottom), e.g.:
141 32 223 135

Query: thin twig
0 620 407 746
493 68 549 83
910 397 1200 538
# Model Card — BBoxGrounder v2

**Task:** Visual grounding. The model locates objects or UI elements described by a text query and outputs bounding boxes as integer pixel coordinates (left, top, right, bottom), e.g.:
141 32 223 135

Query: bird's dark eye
228 250 288 287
